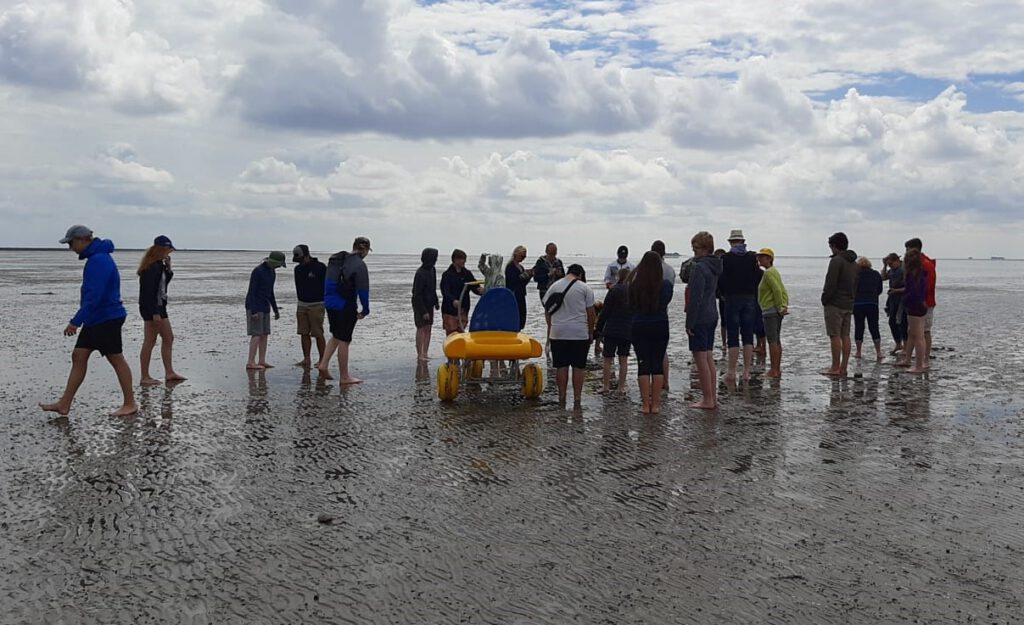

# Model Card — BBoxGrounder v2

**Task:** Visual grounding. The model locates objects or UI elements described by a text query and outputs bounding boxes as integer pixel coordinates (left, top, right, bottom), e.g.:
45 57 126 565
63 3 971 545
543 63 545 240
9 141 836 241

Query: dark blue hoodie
686 254 723 330
71 239 127 327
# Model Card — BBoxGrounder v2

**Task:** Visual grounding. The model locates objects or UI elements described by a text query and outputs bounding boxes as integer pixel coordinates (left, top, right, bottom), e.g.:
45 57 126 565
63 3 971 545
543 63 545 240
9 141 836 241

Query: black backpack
328 252 356 300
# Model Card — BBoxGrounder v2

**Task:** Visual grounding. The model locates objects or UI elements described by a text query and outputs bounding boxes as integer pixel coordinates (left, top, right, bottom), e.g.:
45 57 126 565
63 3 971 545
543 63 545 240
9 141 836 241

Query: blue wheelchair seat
469 288 521 332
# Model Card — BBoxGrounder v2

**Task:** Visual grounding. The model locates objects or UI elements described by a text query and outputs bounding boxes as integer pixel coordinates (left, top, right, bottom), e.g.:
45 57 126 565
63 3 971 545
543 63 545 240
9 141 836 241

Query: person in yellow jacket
756 248 789 378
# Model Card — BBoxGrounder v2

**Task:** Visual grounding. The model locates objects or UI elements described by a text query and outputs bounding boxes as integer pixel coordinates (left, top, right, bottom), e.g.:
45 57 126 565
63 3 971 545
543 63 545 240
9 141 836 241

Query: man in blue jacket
40 225 137 417
317 236 371 383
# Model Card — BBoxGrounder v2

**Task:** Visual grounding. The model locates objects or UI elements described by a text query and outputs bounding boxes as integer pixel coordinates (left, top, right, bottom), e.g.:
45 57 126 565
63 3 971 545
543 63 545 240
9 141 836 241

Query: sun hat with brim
728 229 745 241
59 225 93 244
154 235 175 250
756 248 775 259
266 251 287 268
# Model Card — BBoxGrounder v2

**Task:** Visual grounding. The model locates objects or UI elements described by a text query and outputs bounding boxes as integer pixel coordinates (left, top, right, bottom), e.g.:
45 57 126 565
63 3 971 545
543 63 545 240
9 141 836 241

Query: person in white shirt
542 264 596 407
603 245 634 289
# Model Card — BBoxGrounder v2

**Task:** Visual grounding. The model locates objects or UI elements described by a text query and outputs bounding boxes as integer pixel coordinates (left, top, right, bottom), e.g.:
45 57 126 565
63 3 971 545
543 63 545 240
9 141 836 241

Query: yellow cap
756 247 775 259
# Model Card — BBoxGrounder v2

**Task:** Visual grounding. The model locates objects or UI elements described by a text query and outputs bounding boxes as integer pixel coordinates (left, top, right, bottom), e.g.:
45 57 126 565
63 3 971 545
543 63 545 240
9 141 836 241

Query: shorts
296 304 325 338
413 299 434 329
924 307 935 333
824 305 852 338
763 314 783 344
550 339 590 369
139 305 168 320
602 335 630 358
632 319 669 376
688 322 716 352
725 296 758 348
247 311 272 336
442 312 468 334
76 316 126 357
327 305 358 342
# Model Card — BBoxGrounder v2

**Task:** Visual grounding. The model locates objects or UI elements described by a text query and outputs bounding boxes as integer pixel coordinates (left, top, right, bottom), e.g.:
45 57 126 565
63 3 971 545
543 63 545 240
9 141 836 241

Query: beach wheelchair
436 284 545 402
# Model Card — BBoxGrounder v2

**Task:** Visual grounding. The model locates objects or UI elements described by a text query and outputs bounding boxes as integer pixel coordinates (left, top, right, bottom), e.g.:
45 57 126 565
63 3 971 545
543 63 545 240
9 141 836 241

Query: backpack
543 279 578 316
328 252 356 300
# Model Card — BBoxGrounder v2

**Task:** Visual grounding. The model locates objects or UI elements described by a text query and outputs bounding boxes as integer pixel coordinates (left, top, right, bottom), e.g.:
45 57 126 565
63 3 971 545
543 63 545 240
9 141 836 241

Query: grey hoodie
821 249 859 310
686 254 724 330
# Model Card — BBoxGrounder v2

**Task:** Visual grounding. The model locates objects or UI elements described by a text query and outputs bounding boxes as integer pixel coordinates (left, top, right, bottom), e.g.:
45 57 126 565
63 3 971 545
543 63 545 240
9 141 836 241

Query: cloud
0 0 208 114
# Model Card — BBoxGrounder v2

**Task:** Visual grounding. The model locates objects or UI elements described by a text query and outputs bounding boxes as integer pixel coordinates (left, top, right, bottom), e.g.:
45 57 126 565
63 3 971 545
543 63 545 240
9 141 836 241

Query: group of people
39 223 936 418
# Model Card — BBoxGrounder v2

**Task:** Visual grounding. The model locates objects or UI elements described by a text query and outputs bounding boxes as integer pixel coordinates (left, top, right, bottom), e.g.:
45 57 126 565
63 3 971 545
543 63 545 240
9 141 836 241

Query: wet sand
1 250 1023 623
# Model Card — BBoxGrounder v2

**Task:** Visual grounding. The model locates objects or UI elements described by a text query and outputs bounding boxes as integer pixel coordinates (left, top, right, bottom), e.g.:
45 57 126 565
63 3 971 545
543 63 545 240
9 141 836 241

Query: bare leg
160 320 185 381
616 355 628 395
855 340 863 359
556 366 569 405
40 348 92 415
925 330 932 361
638 375 651 413
336 340 361 384
742 344 753 382
691 351 717 409
421 327 431 361
767 342 782 377
839 335 851 376
315 336 326 363
257 335 271 368
571 367 585 406
599 357 613 393
297 335 312 367
726 346 739 381
246 337 262 369
140 320 160 385
821 336 842 375
873 339 882 363
317 337 339 379
650 374 664 413
107 353 138 416
907 316 928 373
662 354 670 391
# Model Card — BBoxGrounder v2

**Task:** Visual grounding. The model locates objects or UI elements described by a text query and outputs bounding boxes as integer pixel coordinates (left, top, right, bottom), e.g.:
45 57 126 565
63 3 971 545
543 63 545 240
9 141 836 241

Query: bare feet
246 363 264 370
838 369 848 377
691 401 716 410
742 372 751 383
140 377 162 386
855 352 862 359
39 402 70 416
640 403 651 414
112 403 138 417
894 360 910 367
820 368 842 376
906 367 927 374
766 370 781 378
597 387 610 395
165 373 187 382
339 377 363 385
294 360 311 368
259 362 274 369
317 367 334 380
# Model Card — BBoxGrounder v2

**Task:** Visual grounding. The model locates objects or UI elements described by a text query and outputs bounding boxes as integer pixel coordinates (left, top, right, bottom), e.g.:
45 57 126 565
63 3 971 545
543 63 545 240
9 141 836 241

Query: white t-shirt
604 259 634 286
662 260 677 285
543 276 596 340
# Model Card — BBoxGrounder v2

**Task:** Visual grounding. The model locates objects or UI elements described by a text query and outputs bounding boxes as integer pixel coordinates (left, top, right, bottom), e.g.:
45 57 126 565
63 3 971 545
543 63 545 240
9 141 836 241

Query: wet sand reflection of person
246 368 269 417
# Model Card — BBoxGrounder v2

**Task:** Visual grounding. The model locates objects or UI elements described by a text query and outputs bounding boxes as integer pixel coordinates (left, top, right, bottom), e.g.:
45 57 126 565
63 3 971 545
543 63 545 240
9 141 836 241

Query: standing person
604 245 633 289
440 249 485 336
413 248 440 361
504 245 533 331
719 229 761 382
853 256 884 362
245 251 285 370
597 268 631 395
292 244 327 369
478 253 505 290
686 232 722 409
901 249 930 374
756 248 789 378
881 253 908 354
138 235 186 385
904 238 936 360
543 264 596 407
40 225 137 417
650 240 676 391
532 242 565 302
628 251 673 414
318 237 371 383
820 232 859 377
713 248 727 351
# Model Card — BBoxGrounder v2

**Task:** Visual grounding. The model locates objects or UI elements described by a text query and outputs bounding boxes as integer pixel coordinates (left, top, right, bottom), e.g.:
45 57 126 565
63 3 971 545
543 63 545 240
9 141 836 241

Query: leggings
887 307 908 344
632 319 669 376
853 304 881 342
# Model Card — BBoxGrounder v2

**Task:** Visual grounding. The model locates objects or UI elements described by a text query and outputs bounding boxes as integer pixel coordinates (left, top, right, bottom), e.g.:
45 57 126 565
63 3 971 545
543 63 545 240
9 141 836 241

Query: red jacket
921 254 936 308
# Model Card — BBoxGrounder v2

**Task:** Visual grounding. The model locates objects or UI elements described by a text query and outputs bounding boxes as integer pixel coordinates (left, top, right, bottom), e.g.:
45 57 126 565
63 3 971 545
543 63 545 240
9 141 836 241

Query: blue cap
154 235 175 250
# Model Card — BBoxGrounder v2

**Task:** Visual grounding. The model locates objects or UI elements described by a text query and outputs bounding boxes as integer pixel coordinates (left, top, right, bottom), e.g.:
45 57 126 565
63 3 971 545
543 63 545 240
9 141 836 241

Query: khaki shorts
296 304 325 338
824 305 852 338
924 307 935 333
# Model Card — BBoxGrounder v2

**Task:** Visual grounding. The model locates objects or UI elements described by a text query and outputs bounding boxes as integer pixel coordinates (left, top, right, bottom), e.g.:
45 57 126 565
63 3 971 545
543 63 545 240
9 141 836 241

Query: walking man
292 245 327 368
820 232 859 377
40 225 137 417
318 237 371 383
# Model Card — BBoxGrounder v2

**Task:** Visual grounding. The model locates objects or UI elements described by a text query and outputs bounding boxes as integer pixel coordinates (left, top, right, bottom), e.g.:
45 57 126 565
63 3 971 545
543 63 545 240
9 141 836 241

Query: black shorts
140 305 168 320
602 335 630 358
412 299 434 329
75 317 126 357
327 305 358 342
550 339 590 369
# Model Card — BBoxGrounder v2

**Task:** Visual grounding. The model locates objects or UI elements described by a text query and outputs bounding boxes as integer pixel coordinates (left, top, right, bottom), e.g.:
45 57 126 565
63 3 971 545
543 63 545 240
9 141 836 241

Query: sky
1 0 1023 258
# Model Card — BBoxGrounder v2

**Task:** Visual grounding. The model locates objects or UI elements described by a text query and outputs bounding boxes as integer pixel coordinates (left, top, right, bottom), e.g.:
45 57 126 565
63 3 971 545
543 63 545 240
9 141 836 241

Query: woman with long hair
138 236 185 385
504 245 533 331
901 249 930 373
627 251 673 413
